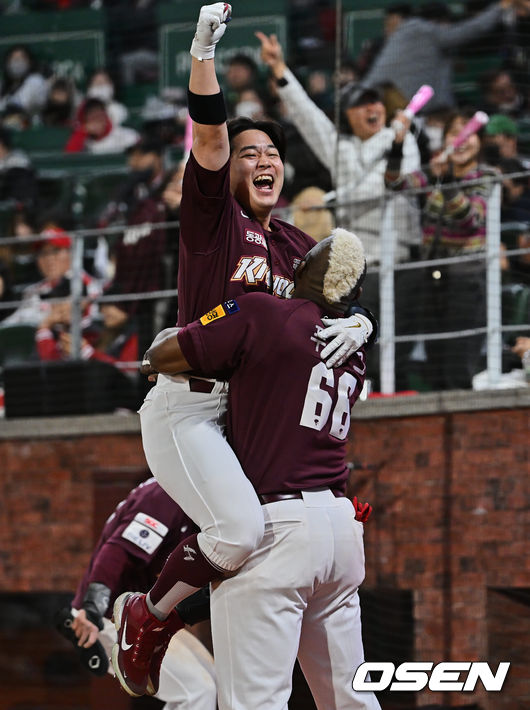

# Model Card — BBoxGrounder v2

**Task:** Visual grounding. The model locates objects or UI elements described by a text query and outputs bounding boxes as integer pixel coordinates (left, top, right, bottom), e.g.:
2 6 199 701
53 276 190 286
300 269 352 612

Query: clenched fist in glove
320 313 373 368
190 3 232 61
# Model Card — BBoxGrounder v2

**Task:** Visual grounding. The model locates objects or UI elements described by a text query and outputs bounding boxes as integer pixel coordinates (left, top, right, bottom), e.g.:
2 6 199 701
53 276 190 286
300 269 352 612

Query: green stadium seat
0 324 37 367
12 126 71 155
0 9 107 87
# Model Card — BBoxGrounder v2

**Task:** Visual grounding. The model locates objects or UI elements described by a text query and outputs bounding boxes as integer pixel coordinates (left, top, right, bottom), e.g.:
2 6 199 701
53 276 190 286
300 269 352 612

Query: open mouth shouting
253 174 275 192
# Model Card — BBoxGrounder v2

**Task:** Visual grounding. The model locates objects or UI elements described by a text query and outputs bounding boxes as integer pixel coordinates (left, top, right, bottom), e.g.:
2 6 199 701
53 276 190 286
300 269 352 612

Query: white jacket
277 68 421 264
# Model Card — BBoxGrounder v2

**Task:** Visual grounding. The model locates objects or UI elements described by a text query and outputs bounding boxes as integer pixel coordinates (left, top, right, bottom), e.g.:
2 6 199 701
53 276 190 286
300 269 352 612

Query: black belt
188 377 216 394
258 489 344 505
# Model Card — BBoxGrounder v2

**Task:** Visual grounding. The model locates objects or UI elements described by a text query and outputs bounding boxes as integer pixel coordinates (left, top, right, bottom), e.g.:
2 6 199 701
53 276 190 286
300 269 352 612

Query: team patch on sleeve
121 512 168 554
200 299 240 325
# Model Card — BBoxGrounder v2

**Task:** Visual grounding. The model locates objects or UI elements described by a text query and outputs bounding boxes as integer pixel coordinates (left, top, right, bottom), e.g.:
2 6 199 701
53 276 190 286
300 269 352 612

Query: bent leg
139 380 264 571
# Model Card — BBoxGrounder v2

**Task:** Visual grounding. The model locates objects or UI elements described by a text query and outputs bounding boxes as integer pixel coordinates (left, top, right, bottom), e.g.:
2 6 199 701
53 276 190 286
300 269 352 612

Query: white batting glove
190 3 232 61
319 314 373 368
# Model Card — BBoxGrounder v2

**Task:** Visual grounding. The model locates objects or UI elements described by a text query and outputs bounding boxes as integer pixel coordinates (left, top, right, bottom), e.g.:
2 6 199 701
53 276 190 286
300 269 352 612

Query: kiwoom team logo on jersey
231 256 294 298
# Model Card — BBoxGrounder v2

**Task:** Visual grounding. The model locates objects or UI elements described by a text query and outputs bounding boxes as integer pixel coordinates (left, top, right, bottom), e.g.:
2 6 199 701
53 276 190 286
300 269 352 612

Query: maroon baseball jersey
72 478 197 615
178 293 367 494
177 151 315 326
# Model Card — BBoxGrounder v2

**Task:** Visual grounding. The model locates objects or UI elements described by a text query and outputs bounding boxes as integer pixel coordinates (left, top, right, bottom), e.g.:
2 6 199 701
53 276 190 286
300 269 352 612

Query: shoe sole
110 593 142 698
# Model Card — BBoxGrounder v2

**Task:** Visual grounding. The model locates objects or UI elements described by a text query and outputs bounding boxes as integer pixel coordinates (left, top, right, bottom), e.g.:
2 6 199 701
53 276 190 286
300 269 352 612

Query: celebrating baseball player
111 2 377 700
55 477 216 710
121 228 381 710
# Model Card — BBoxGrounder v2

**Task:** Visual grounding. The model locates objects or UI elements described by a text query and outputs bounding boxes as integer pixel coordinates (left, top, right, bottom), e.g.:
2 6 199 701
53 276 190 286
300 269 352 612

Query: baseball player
111 4 376 698
117 229 381 710
56 477 216 710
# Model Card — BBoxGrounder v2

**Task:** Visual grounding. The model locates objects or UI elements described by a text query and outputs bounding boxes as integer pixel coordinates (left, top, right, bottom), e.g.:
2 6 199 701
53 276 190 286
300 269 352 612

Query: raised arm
188 3 232 171
437 0 511 50
256 31 338 174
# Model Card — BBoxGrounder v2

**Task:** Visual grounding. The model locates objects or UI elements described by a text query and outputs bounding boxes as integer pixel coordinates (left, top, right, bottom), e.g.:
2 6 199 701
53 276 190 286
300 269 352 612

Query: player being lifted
111 2 376 699
128 229 381 710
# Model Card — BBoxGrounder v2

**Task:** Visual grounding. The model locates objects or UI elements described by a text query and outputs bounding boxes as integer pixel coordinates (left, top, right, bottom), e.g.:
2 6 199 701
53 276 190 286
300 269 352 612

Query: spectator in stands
385 109 497 390
84 68 128 127
479 68 528 119
151 160 186 331
41 77 79 128
0 127 38 208
106 0 159 86
483 113 523 164
36 281 138 375
0 103 30 131
355 4 413 79
362 0 525 114
257 31 421 267
140 96 181 147
64 98 138 154
2 221 100 328
99 137 167 354
223 53 260 117
499 157 530 222
290 186 334 242
0 45 47 119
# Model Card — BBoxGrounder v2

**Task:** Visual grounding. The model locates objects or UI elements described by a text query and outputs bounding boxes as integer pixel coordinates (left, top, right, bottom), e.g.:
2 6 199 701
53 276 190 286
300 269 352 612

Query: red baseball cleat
111 592 183 697
146 608 184 696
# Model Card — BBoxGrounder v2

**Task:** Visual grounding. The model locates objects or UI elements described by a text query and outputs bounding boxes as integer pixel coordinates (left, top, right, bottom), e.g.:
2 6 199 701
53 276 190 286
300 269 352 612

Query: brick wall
1 400 528 709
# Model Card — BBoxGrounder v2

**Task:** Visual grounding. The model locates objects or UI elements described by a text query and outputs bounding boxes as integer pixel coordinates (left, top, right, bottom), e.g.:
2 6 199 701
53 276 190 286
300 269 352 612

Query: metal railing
1 182 529 394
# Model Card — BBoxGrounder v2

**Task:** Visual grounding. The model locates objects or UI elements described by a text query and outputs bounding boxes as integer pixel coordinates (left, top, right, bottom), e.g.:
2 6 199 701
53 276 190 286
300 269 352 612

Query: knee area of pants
224 517 265 568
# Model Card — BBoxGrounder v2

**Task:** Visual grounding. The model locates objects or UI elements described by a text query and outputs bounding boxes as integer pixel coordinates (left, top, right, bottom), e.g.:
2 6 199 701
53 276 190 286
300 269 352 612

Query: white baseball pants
139 374 265 571
210 489 382 710
99 619 217 710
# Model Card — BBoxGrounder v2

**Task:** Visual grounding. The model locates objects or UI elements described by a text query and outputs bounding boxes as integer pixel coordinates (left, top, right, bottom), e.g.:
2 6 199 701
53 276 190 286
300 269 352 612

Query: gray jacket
363 3 504 111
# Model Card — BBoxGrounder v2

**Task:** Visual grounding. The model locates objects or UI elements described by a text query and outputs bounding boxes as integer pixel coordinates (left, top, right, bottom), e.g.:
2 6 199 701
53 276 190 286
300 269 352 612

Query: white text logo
352 662 510 692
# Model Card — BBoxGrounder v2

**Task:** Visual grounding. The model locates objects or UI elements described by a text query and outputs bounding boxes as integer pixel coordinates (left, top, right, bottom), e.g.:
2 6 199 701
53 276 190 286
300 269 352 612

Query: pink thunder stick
391 84 434 132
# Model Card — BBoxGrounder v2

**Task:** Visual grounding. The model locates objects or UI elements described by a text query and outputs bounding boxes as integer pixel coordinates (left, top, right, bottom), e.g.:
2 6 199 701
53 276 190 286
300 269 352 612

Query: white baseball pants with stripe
99 619 217 710
210 489 382 710
139 374 265 571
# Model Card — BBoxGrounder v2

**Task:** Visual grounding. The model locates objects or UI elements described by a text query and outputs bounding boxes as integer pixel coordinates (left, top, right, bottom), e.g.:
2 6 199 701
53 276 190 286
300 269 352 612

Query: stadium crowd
0 0 529 408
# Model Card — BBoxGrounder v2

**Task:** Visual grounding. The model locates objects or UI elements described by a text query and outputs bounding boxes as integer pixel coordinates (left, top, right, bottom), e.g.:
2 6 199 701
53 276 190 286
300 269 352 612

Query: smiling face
345 101 386 140
229 129 284 229
445 116 481 173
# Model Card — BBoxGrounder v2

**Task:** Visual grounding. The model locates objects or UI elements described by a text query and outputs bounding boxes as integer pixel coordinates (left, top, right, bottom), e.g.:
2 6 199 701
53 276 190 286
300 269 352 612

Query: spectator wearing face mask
41 77 79 128
0 45 48 119
84 69 128 127
64 98 138 154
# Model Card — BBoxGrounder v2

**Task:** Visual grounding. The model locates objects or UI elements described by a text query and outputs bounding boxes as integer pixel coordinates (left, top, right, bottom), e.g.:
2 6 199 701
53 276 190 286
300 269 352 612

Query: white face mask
7 58 30 80
87 83 114 103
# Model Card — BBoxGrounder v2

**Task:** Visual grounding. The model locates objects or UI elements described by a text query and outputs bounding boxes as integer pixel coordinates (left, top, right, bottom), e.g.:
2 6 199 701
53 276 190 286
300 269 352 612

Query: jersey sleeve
179 150 233 254
178 294 274 377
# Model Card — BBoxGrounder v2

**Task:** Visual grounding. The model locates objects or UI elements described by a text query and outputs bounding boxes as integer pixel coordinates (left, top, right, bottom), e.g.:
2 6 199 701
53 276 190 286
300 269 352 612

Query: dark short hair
227 117 286 162
83 98 107 115
227 53 258 73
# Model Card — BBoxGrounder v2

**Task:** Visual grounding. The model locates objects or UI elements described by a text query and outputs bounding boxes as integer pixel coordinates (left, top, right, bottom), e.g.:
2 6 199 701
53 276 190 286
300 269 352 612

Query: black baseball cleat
54 607 109 677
